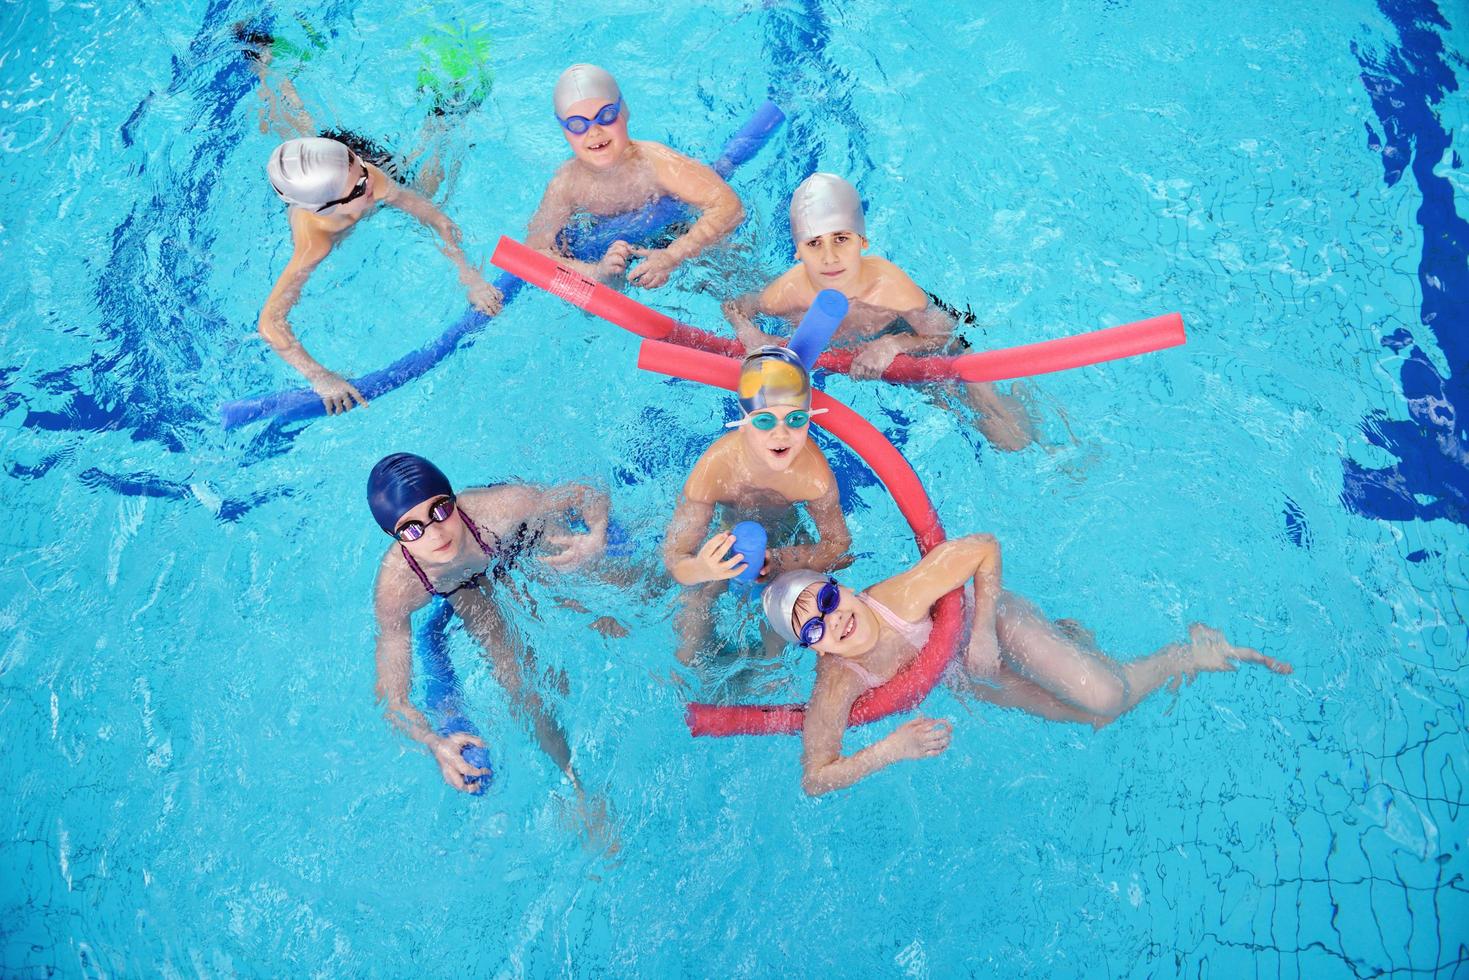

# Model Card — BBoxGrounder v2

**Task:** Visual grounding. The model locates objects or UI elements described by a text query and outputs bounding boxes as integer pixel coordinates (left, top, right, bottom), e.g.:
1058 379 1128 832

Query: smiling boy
723 173 1035 451
525 64 744 289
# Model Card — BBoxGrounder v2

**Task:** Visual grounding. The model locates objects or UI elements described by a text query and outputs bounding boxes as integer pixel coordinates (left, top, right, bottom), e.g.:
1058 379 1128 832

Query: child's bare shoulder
790 442 838 497
864 256 928 311
763 266 815 314
684 435 740 501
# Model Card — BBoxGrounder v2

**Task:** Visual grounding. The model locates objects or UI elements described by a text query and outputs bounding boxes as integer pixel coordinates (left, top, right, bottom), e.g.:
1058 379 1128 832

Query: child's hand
596 240 634 281
465 275 503 315
431 732 491 792
626 246 678 288
541 530 605 570
850 337 903 380
309 370 368 414
687 532 746 582
888 716 952 760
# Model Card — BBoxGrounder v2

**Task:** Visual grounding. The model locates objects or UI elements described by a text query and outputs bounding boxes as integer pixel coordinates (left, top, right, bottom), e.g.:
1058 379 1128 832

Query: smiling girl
368 453 611 794
761 536 1293 796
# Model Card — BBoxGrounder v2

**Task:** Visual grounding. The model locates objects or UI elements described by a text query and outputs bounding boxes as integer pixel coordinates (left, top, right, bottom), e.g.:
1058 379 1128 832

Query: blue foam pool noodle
221 100 786 429
417 599 492 794
788 289 847 371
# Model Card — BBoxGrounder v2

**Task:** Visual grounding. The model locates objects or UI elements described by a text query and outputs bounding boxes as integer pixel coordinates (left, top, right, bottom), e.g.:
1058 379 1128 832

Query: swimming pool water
1 0 1465 975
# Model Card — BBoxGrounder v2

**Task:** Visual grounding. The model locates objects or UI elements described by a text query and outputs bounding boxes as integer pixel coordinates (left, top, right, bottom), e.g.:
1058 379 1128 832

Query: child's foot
1171 624 1292 689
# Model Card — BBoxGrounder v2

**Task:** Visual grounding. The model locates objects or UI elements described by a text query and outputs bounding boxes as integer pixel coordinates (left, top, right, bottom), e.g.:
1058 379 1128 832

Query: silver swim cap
790 172 865 242
553 64 622 118
267 137 353 209
762 570 832 646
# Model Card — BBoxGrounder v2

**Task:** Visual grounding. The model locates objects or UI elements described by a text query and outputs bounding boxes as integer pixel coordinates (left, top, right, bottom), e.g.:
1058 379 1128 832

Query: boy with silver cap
723 173 1035 451
526 63 745 289
661 345 852 663
259 136 502 415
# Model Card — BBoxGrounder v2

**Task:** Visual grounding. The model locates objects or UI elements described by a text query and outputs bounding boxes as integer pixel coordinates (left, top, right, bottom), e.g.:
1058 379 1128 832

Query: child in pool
723 173 1035 451
368 453 609 795
526 63 745 290
663 347 852 663
257 137 501 415
762 537 1292 795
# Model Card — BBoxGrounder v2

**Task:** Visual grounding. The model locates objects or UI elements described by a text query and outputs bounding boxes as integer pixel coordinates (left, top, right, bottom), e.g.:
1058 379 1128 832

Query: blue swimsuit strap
401 510 499 598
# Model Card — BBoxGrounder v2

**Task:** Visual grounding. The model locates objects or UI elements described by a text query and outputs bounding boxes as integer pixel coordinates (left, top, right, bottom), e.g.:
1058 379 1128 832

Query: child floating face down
526 63 745 289
760 538 1293 797
258 138 503 415
723 173 1036 451
367 453 612 796
661 347 853 663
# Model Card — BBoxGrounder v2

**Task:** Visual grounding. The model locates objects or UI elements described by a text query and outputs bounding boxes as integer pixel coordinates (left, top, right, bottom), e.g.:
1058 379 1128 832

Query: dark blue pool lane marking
1282 495 1313 549
1345 1 1468 528
19 0 259 455
8 5 339 513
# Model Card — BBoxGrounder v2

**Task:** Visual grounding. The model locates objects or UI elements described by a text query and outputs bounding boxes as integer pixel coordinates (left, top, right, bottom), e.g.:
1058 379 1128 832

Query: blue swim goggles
557 98 623 135
795 578 841 647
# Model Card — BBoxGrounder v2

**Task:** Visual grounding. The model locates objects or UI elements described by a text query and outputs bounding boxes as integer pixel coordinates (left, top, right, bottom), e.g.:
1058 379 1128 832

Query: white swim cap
553 64 622 118
267 137 353 209
762 570 832 646
790 172 865 242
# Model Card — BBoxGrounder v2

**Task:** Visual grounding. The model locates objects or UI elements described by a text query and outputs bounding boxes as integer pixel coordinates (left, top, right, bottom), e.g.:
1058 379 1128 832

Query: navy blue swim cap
368 453 454 534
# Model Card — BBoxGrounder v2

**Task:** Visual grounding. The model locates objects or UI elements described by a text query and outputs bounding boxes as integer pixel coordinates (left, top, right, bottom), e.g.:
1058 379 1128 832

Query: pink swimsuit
832 592 934 689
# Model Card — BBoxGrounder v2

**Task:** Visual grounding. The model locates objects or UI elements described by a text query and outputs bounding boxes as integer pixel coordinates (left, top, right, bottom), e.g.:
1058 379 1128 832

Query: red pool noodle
636 339 966 737
492 236 1187 383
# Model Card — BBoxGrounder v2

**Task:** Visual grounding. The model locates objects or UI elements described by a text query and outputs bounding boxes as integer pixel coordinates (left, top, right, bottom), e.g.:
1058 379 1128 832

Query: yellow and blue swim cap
738 346 811 415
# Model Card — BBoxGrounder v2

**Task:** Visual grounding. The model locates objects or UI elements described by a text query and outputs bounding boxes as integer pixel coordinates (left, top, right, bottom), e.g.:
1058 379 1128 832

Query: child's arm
849 271 955 378
258 218 369 413
384 182 502 314
373 567 489 793
466 483 610 570
525 171 634 283
799 667 952 796
663 495 747 585
871 534 1002 622
723 272 806 350
629 144 745 288
766 482 853 577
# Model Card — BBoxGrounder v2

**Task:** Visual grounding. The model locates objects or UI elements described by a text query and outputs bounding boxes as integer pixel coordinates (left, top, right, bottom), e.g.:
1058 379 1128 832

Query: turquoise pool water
2 0 1465 975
